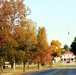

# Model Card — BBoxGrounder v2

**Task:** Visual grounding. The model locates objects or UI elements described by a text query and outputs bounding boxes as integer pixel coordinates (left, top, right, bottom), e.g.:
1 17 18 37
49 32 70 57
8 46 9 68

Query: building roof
61 51 75 59
64 51 73 54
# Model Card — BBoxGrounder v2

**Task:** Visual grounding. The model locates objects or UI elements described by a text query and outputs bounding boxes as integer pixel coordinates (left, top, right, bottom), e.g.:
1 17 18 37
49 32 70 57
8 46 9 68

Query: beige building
61 51 75 63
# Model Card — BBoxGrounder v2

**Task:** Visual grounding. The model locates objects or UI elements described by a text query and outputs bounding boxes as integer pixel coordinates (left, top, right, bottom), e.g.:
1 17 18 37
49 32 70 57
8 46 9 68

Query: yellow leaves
4 34 18 47
51 45 57 54
37 27 49 50
19 50 26 57
57 49 61 57
24 19 38 45
51 40 62 49
51 40 62 57
14 27 26 43
0 0 31 65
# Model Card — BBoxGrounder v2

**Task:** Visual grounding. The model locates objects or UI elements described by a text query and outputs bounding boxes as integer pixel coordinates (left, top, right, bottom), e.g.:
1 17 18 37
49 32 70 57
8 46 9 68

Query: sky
25 0 76 47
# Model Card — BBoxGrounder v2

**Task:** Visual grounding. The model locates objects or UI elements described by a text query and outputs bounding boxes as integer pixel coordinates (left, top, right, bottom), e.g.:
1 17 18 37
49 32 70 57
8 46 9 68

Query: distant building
61 51 75 63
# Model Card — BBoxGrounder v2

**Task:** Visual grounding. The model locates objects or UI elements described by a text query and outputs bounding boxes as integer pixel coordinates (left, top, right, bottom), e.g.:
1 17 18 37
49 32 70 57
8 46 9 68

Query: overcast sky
25 0 76 47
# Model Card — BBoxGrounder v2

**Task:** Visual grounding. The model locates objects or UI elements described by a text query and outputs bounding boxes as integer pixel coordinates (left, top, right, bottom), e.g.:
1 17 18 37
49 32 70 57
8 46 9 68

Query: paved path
24 68 76 75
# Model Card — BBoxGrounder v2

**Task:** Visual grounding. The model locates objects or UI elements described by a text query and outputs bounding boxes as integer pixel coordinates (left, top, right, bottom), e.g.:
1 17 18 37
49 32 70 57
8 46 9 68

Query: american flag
68 32 70 34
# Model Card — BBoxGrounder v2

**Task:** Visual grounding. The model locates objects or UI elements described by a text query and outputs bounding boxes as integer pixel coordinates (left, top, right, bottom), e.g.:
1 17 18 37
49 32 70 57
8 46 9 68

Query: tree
0 0 30 73
0 17 18 71
41 47 53 66
63 44 69 51
51 40 62 57
60 48 66 54
23 19 37 72
14 19 37 72
71 37 76 55
0 0 30 32
37 27 49 50
51 40 61 49
13 26 27 72
35 27 49 69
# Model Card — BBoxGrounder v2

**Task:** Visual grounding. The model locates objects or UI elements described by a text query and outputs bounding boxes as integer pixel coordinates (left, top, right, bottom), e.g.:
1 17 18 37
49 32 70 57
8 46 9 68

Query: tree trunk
27 63 29 69
0 58 3 75
23 61 26 72
0 64 2 75
22 62 23 70
11 63 13 68
32 63 34 69
0 68 2 75
38 62 40 69
13 60 15 70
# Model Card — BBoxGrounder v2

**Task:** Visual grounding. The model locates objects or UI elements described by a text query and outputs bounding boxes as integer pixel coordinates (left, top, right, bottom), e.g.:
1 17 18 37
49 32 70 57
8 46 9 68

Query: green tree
63 44 69 50
71 37 76 55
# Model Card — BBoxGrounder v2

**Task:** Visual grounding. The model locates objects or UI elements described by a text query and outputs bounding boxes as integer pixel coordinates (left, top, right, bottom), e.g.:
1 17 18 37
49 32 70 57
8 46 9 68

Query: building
61 51 75 63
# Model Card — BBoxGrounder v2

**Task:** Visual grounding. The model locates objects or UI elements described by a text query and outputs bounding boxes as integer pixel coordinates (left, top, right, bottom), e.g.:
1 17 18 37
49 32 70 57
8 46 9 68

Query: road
24 68 76 75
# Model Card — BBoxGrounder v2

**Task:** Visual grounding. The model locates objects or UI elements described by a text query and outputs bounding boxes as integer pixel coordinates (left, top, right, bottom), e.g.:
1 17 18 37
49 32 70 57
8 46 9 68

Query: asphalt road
24 68 76 75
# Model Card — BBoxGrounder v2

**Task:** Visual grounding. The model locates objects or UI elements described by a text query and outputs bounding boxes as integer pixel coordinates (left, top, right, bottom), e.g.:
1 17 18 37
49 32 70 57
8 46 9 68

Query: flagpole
67 26 69 51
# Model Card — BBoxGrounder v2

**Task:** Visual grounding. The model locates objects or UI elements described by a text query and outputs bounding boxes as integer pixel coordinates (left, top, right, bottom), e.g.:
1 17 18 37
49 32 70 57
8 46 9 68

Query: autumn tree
24 19 37 61
13 26 26 71
41 46 53 67
35 27 49 69
0 17 18 71
13 19 37 72
23 19 37 72
51 40 62 57
60 48 66 55
0 0 30 72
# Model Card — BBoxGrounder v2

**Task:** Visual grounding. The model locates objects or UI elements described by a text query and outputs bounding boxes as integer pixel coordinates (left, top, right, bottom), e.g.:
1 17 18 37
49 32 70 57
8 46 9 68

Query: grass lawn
51 61 76 68
1 62 76 75
1 64 51 75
